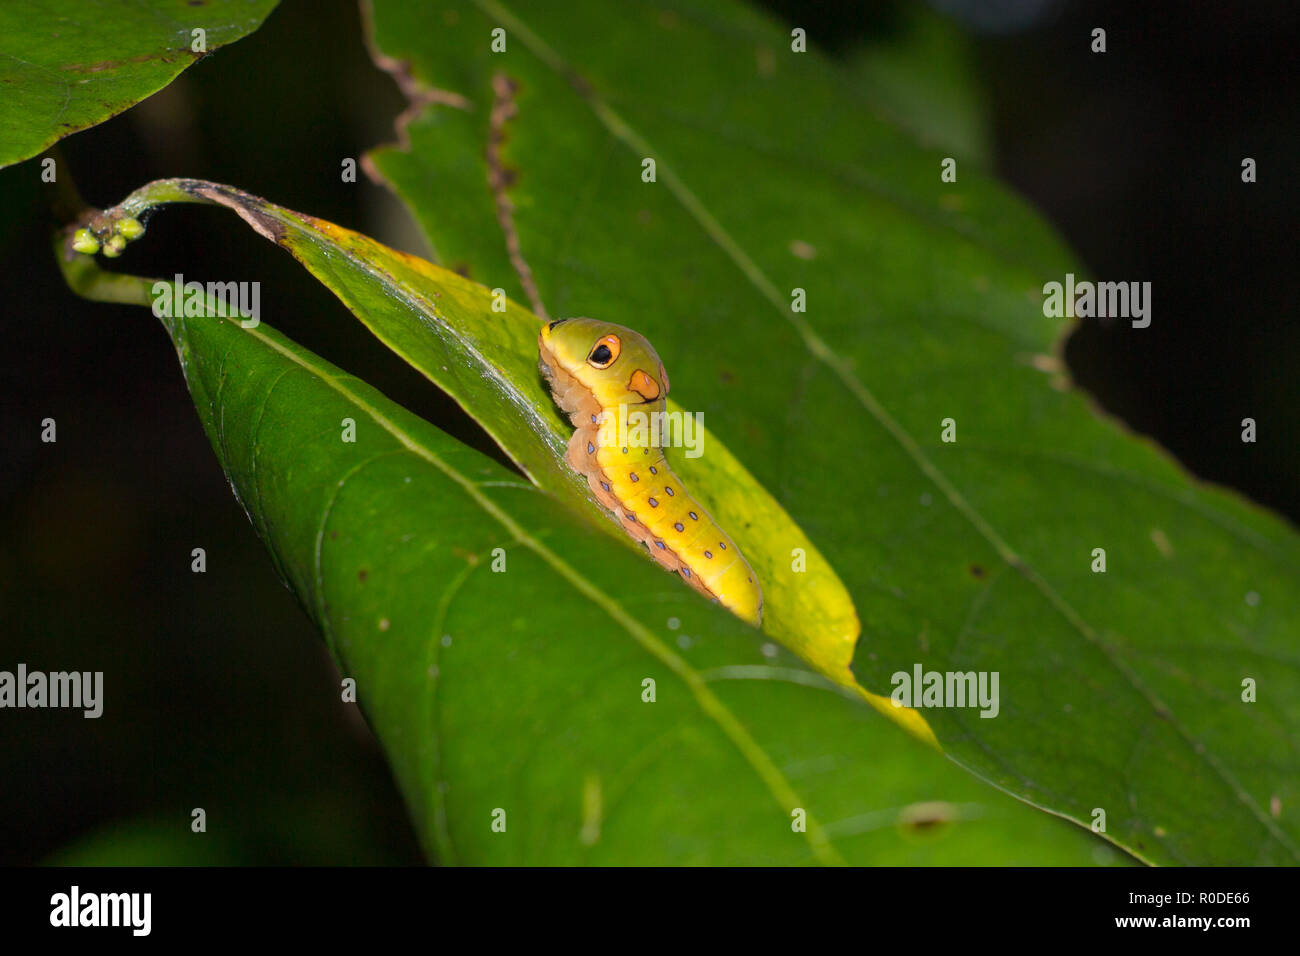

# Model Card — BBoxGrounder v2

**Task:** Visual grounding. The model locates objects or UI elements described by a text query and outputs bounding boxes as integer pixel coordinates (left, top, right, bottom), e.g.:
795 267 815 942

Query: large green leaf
361 0 1300 864
57 197 1123 864
0 0 277 169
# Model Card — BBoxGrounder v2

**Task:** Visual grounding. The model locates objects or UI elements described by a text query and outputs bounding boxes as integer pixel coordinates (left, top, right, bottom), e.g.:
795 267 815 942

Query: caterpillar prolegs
538 318 763 626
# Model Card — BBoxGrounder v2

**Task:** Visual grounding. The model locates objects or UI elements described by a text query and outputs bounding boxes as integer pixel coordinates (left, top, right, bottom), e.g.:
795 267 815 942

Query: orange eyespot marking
587 334 621 369
628 368 661 401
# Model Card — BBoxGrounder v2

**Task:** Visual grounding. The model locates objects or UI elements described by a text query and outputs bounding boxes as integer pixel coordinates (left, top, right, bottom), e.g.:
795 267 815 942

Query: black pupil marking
649 498 659 507
689 512 698 520
674 522 684 531
665 487 674 496
589 343 613 365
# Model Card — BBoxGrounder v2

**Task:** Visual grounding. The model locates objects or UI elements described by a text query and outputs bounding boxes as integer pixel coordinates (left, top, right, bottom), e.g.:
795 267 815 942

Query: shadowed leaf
0 0 277 169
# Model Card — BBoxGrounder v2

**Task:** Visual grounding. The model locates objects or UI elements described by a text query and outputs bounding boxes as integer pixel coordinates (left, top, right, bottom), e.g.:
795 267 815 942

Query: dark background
1 0 1295 864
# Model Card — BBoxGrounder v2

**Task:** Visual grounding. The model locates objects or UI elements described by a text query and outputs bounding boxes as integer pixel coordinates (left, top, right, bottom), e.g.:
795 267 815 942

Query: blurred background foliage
1 0 1294 864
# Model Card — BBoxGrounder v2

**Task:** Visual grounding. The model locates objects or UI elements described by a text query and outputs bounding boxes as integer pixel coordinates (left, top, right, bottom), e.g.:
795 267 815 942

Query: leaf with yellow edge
77 178 929 740
300 215 929 736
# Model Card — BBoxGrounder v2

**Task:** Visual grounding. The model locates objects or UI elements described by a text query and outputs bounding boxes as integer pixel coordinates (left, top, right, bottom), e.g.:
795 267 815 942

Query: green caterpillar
538 318 762 625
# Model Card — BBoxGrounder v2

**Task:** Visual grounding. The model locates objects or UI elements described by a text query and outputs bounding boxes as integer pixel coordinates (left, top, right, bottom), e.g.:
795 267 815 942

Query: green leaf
361 0 1300 864
843 5 991 165
56 185 1121 864
0 0 277 169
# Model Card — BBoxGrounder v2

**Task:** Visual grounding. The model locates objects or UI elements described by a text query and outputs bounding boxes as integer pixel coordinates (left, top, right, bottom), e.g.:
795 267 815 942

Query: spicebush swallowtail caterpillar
538 318 762 626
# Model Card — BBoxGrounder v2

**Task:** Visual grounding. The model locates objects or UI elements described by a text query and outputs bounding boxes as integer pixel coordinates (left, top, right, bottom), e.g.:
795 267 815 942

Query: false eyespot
627 368 660 401
537 318 762 626
587 334 621 369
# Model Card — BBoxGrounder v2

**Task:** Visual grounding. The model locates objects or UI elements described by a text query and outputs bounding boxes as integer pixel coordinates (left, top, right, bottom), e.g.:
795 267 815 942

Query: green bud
116 217 144 240
71 228 100 255
102 234 127 258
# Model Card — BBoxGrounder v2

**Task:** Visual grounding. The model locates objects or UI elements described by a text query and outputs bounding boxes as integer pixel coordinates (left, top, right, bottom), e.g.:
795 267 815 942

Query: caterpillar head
538 318 670 409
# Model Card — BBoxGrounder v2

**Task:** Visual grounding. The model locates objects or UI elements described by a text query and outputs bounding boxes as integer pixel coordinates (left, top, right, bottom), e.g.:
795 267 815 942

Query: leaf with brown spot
360 0 1300 865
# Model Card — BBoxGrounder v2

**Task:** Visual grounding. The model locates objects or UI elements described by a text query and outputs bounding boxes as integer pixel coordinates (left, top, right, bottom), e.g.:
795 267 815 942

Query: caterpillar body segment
538 318 762 626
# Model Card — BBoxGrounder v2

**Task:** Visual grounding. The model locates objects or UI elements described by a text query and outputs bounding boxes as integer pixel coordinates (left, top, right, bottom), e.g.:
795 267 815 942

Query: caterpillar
538 318 763 626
